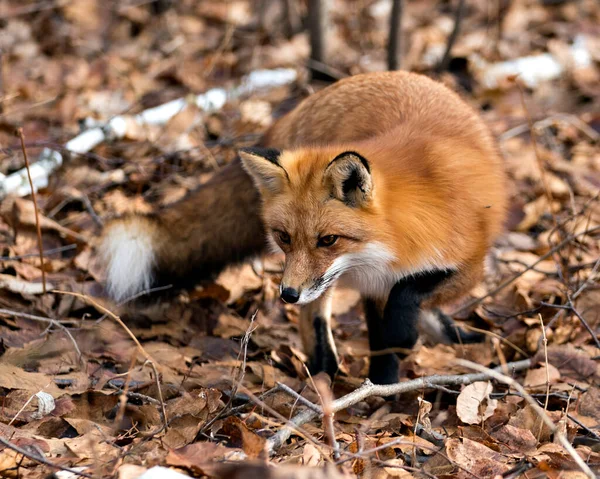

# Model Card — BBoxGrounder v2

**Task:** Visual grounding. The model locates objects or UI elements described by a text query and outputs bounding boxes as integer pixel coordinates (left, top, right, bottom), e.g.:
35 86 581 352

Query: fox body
102 71 506 384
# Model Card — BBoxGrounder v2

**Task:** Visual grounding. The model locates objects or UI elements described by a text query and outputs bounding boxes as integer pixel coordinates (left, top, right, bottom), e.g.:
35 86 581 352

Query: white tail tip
101 218 156 302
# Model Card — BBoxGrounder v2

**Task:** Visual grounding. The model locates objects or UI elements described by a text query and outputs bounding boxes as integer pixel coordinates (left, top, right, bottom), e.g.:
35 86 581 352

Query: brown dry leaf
445 437 510 478
216 263 263 304
166 442 240 476
162 389 220 449
7 198 88 242
0 363 62 395
533 345 599 381
64 429 119 460
508 404 559 443
380 458 414 478
222 416 267 459
197 1 252 26
577 387 600 424
213 313 252 339
492 424 538 454
456 382 498 425
516 196 560 232
302 443 322 467
524 364 561 390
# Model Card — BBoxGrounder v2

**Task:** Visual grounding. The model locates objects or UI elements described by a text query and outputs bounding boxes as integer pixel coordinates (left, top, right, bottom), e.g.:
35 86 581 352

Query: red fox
101 71 506 385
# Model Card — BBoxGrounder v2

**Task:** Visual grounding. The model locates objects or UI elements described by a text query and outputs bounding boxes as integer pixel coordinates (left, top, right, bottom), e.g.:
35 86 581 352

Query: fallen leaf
446 437 509 478
456 382 498 425
524 364 561 390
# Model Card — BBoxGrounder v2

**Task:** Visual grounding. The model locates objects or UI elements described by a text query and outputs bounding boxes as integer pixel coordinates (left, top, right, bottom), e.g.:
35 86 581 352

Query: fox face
240 147 394 304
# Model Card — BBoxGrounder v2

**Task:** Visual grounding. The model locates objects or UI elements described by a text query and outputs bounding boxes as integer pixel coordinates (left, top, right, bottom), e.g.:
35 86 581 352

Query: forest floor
0 1 599 478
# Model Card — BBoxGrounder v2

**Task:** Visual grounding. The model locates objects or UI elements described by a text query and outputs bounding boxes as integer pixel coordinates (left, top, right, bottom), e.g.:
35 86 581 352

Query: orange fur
243 71 506 304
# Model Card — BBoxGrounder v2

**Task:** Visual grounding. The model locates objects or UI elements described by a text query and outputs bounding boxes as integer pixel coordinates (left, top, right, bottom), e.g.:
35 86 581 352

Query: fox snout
280 286 300 304
279 276 329 305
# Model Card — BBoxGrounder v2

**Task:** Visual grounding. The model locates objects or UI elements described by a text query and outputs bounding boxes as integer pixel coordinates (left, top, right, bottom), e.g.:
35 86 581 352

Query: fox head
240 146 388 305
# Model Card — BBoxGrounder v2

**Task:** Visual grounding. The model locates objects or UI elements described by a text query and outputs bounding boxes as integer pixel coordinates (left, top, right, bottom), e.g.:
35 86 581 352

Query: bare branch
267 359 532 452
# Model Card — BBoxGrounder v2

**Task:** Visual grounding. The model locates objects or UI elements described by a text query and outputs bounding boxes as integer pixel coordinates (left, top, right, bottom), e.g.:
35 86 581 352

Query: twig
451 226 600 315
275 382 322 413
114 355 137 429
314 377 339 459
145 360 168 432
17 128 46 294
8 390 41 426
0 435 94 479
52 290 157 366
199 312 258 434
567 413 600 442
0 244 77 261
455 359 597 479
538 315 550 441
0 307 82 359
0 307 78 325
539 301 600 350
238 384 329 458
436 0 466 72
387 0 404 70
514 78 558 229
572 256 600 300
266 359 532 452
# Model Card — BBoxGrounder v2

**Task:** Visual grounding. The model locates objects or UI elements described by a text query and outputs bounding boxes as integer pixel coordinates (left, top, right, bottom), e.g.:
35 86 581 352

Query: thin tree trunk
387 0 404 70
308 0 327 64
437 0 467 72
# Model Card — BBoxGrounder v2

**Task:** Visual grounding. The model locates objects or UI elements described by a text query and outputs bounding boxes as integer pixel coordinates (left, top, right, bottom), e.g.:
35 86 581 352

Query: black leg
364 269 457 385
308 315 339 378
364 298 401 385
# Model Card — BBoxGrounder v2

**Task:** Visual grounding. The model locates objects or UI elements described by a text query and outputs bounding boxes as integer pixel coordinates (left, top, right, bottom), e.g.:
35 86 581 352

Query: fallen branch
267 358 532 452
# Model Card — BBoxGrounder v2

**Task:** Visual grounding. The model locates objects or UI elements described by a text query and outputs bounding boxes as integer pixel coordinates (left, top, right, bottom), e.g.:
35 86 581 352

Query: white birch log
0 68 297 200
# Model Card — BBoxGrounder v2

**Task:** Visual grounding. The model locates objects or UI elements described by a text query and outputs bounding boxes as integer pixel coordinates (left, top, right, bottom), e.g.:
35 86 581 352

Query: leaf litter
0 1 599 478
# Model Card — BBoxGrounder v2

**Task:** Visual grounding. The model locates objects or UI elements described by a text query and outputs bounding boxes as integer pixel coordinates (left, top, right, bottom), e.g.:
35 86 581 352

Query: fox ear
239 147 288 195
324 151 372 207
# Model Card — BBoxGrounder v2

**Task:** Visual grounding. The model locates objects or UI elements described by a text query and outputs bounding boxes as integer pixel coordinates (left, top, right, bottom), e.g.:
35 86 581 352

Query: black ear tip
238 147 281 165
329 151 371 173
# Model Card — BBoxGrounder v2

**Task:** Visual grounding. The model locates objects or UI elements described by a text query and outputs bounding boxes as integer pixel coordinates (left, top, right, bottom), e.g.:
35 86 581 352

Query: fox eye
318 235 338 247
276 231 291 245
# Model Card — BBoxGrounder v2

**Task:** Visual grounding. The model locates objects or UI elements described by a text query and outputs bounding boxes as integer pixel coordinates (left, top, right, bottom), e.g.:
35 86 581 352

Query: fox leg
364 289 420 385
299 290 339 378
365 269 459 385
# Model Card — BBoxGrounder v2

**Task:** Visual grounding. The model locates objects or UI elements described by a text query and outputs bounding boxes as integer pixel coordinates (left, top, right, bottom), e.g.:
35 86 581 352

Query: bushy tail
101 215 161 302
100 159 266 302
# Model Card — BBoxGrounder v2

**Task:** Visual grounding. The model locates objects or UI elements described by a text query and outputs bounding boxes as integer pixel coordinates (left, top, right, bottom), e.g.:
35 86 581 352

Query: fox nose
281 287 300 304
